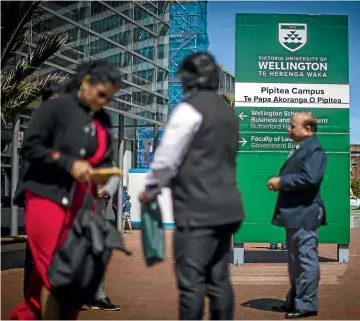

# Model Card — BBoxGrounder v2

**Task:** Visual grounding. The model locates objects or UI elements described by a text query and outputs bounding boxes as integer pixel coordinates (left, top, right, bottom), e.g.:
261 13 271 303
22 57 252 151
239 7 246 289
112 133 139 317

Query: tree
1 1 69 126
220 92 235 110
351 178 360 198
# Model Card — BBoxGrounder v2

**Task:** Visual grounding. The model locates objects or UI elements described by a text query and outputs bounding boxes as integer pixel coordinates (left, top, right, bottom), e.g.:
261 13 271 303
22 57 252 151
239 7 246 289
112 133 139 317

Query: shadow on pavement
241 298 285 312
244 250 337 264
1 243 26 271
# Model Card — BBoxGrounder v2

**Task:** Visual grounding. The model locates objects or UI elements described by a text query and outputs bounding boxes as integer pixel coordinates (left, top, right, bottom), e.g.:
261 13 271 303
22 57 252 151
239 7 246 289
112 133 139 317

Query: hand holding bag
47 183 131 308
141 188 165 266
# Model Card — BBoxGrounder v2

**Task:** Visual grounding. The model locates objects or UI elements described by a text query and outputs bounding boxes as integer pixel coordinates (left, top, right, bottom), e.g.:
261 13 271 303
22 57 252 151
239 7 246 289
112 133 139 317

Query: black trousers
174 222 240 320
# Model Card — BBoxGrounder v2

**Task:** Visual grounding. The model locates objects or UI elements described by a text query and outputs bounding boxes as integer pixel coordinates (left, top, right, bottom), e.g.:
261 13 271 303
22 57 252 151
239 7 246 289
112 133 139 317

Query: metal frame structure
169 0 209 114
135 0 210 168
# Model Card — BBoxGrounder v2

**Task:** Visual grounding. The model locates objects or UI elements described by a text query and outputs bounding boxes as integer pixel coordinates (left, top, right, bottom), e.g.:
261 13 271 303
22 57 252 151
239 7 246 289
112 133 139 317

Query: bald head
288 112 317 143
293 112 317 133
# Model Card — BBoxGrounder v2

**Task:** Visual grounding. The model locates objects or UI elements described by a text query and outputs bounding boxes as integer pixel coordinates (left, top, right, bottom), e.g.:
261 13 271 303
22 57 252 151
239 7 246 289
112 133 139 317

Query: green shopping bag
141 197 165 266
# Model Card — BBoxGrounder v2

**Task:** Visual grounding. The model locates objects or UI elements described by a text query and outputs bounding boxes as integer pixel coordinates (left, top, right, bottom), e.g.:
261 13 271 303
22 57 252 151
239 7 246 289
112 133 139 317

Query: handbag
47 183 131 308
141 195 165 266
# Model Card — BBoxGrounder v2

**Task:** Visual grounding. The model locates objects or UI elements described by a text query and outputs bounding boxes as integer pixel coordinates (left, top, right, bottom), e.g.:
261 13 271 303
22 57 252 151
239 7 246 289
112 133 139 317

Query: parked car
350 196 360 210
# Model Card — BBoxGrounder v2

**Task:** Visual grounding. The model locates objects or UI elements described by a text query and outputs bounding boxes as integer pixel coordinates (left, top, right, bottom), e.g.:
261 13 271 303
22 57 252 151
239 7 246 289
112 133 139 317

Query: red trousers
10 184 90 320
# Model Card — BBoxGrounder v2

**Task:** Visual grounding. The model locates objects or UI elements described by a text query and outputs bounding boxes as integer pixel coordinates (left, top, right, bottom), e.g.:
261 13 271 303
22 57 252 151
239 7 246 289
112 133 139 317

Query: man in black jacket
267 112 327 319
139 52 245 320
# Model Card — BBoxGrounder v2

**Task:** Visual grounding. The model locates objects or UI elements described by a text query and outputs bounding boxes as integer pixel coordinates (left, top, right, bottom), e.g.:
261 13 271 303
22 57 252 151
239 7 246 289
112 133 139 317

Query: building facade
351 144 360 180
219 66 235 96
1 0 170 198
34 1 170 122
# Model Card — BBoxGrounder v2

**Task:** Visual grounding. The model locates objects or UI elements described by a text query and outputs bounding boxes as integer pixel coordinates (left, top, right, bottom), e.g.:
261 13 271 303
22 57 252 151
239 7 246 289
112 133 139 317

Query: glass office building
1 1 170 176
219 67 235 96
37 1 169 122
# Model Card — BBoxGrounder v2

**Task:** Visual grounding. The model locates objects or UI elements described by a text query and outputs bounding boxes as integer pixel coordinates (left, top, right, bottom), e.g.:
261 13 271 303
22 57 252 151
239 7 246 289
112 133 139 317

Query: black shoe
285 310 318 319
272 305 294 313
87 297 120 311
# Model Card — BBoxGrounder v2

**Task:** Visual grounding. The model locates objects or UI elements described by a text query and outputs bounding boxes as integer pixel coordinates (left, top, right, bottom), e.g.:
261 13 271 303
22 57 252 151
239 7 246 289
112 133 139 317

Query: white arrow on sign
239 138 247 146
238 112 248 120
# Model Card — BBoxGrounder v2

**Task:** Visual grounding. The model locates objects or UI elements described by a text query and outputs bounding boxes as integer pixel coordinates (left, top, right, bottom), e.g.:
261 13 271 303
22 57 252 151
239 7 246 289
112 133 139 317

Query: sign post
11 119 21 235
234 14 350 264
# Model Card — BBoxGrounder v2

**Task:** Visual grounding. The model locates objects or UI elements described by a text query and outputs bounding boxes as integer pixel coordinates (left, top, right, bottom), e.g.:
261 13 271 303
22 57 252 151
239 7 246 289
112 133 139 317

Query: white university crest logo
278 23 307 52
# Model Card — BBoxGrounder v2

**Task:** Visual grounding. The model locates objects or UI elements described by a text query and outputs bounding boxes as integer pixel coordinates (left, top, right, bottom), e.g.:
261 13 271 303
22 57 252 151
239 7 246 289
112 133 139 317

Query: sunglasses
97 89 113 102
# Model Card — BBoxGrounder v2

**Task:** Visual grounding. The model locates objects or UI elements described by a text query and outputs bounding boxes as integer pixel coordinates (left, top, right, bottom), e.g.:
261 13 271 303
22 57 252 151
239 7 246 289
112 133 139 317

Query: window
158 44 164 59
138 46 154 60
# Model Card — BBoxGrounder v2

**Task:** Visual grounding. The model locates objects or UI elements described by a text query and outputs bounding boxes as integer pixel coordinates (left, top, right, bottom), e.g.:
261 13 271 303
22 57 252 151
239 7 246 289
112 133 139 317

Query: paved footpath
2 229 360 320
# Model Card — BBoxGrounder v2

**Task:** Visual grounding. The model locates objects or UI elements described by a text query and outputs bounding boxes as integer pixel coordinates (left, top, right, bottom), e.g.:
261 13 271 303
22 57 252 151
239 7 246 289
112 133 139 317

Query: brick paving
2 228 360 320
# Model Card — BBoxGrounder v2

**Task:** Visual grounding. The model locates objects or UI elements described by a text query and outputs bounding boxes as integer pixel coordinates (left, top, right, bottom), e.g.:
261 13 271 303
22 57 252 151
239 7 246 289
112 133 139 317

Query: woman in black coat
10 60 122 320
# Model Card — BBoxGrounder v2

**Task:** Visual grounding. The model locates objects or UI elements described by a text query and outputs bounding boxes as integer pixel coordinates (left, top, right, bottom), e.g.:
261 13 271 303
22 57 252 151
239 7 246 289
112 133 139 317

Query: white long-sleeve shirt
145 102 203 188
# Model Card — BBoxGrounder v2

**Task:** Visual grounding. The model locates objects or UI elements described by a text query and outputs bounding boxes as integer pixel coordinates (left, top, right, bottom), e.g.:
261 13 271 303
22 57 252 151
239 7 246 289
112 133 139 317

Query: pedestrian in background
112 185 128 226
122 194 133 234
270 242 287 250
88 173 121 311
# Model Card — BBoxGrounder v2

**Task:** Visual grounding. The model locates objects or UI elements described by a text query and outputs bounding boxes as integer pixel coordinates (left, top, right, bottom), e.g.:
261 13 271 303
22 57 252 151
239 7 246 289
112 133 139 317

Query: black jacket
16 92 114 208
272 135 327 230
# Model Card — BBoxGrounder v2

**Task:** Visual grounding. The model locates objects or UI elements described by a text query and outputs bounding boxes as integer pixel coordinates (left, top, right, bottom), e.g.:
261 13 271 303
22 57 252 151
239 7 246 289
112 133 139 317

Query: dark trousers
174 222 240 320
285 228 320 312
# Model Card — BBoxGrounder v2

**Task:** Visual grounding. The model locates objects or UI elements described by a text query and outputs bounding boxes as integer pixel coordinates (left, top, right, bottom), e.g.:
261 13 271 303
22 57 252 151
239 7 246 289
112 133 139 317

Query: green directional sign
238 132 349 153
234 14 350 245
235 108 349 133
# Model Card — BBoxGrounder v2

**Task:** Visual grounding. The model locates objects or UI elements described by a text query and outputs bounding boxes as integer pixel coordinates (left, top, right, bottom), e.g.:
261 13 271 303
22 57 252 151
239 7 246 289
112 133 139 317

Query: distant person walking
270 242 287 250
112 186 128 227
122 194 133 234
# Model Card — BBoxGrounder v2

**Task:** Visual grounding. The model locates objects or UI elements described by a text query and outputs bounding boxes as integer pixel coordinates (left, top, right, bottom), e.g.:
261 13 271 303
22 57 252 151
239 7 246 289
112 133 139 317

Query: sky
207 1 360 143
